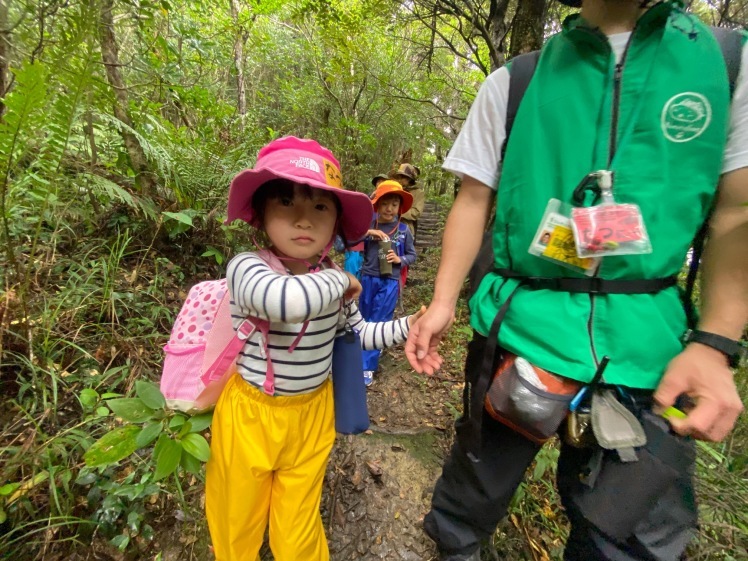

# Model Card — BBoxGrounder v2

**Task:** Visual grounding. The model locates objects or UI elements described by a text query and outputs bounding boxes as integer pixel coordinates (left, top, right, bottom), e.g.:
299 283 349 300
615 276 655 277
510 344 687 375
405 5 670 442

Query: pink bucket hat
227 136 374 241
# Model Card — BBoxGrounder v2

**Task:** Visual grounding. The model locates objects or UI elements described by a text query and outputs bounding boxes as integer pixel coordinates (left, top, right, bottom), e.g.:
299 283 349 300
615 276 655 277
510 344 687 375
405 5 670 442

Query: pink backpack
161 249 287 412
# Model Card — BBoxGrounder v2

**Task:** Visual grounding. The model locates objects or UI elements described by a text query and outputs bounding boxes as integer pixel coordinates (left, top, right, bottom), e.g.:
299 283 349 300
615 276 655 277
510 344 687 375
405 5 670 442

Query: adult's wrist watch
683 329 745 369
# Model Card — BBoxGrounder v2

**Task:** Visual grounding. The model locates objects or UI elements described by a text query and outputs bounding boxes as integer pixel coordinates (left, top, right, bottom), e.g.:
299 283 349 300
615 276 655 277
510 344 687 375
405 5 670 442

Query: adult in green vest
405 1 747 560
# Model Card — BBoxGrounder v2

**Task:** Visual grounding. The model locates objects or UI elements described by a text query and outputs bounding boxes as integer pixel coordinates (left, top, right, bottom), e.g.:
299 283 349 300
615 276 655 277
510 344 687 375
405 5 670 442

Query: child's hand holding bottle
367 229 389 241
386 250 401 264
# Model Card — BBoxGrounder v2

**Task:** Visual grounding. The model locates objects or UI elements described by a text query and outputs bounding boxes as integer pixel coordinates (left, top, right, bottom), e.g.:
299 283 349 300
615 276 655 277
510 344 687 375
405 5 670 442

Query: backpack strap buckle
588 277 603 295
236 319 257 340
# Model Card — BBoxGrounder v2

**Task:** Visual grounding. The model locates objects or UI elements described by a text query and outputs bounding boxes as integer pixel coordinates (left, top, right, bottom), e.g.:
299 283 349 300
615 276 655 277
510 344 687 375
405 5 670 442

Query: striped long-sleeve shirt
227 252 411 395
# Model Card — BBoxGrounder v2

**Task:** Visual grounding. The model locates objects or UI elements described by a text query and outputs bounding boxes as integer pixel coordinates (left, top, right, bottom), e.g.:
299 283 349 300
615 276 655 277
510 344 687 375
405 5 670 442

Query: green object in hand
661 406 687 420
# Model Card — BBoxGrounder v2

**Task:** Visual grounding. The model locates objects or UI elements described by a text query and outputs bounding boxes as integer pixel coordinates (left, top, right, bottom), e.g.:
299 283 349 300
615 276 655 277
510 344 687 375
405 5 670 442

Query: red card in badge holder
571 204 652 257
571 204 652 258
570 170 652 258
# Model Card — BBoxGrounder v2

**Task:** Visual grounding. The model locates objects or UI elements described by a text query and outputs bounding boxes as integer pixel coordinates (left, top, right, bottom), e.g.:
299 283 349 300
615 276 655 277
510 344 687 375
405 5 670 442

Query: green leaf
136 422 163 448
84 425 141 467
96 406 110 417
153 435 182 481
135 380 166 410
162 211 193 226
180 450 202 475
533 458 547 481
0 507 6 524
0 483 20 496
169 414 187 429
181 433 211 462
111 534 129 551
106 398 155 423
178 421 193 438
187 411 213 432
79 388 99 409
201 246 224 265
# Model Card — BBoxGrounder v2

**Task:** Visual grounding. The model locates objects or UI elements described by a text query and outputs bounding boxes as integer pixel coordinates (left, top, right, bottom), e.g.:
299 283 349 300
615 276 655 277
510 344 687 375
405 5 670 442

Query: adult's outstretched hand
654 343 743 442
404 302 454 374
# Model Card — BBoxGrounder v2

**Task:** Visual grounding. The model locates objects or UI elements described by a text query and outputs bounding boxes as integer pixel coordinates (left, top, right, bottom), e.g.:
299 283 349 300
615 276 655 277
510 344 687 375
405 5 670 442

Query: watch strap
684 330 745 369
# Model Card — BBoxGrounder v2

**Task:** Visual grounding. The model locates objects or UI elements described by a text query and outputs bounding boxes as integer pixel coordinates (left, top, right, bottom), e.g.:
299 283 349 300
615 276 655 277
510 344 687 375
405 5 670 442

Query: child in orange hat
360 180 418 385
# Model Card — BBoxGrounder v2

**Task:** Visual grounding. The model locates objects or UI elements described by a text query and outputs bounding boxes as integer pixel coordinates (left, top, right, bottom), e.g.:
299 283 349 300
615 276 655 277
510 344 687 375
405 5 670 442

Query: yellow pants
206 375 335 561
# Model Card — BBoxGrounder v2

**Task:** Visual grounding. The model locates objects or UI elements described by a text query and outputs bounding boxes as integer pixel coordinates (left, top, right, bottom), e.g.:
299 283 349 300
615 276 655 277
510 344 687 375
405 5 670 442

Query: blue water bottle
331 323 369 434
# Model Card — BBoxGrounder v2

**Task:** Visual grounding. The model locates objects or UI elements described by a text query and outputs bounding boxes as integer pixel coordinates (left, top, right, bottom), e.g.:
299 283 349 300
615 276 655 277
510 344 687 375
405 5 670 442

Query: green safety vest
470 2 735 388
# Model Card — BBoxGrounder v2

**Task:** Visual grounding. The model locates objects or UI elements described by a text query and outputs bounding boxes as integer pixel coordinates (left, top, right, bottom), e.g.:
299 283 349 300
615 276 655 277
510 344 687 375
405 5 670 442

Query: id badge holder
570 171 652 258
529 199 599 275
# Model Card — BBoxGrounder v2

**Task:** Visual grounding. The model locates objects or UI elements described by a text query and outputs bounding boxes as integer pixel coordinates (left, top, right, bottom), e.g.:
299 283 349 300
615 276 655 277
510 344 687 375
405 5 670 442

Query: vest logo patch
661 92 711 143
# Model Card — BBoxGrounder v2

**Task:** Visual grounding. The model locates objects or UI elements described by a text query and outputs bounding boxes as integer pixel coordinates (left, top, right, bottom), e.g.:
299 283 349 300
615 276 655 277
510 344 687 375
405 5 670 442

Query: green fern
82 173 158 220
95 112 176 184
34 45 96 177
0 62 50 279
0 62 50 193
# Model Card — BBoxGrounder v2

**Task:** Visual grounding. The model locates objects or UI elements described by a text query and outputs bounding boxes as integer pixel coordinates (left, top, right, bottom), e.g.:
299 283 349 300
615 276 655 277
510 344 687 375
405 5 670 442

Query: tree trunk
97 0 157 196
510 0 547 57
487 0 512 72
0 0 9 119
230 0 247 127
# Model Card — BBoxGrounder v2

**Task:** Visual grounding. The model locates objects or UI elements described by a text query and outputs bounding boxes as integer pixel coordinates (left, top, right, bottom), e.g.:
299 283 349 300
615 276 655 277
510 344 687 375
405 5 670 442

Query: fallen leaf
366 460 383 477
350 468 362 486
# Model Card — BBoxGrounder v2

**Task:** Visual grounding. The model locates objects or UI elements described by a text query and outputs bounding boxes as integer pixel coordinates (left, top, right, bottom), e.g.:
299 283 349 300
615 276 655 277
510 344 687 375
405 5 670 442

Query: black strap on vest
684 27 743 329
469 51 541 297
501 50 541 160
465 283 520 461
494 269 678 295
712 26 743 97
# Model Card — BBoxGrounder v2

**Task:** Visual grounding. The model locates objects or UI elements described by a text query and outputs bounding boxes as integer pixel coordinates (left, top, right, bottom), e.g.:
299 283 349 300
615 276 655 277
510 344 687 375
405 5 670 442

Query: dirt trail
322 349 458 561
299 252 469 561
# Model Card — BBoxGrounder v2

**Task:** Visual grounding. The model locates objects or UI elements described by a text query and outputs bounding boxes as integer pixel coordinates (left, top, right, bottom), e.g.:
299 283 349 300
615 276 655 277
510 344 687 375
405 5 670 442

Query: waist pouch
561 410 696 541
485 354 580 444
460 274 675 459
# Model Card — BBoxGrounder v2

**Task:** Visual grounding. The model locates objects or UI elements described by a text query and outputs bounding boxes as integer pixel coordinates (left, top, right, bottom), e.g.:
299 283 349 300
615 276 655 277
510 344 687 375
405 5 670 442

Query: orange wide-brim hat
226 136 374 241
370 180 413 214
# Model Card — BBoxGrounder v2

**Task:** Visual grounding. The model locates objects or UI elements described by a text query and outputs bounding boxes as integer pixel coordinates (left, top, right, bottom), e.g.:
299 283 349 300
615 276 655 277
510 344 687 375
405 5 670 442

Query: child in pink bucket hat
227 136 374 244
207 136 424 561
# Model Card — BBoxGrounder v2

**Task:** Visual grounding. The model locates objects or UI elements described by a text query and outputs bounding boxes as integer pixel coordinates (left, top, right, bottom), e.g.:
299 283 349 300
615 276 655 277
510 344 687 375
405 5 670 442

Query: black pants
424 335 697 561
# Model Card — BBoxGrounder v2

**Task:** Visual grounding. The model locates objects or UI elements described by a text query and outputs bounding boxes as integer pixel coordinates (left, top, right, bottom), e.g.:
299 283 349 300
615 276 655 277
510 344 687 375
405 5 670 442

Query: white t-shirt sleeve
721 41 748 174
442 67 510 191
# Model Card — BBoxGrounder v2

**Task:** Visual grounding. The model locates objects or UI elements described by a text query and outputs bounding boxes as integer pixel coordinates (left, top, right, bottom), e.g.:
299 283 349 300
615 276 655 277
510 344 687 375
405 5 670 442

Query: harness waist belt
494 269 678 295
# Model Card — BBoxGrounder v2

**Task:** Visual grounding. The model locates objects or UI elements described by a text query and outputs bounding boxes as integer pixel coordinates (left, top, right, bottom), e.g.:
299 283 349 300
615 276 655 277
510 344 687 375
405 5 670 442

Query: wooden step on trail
414 200 443 248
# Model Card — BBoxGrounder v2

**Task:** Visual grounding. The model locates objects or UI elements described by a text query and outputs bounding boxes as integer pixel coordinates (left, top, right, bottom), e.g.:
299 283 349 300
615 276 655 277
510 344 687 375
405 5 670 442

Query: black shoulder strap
711 26 743 97
469 51 540 299
684 28 743 329
501 50 541 160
